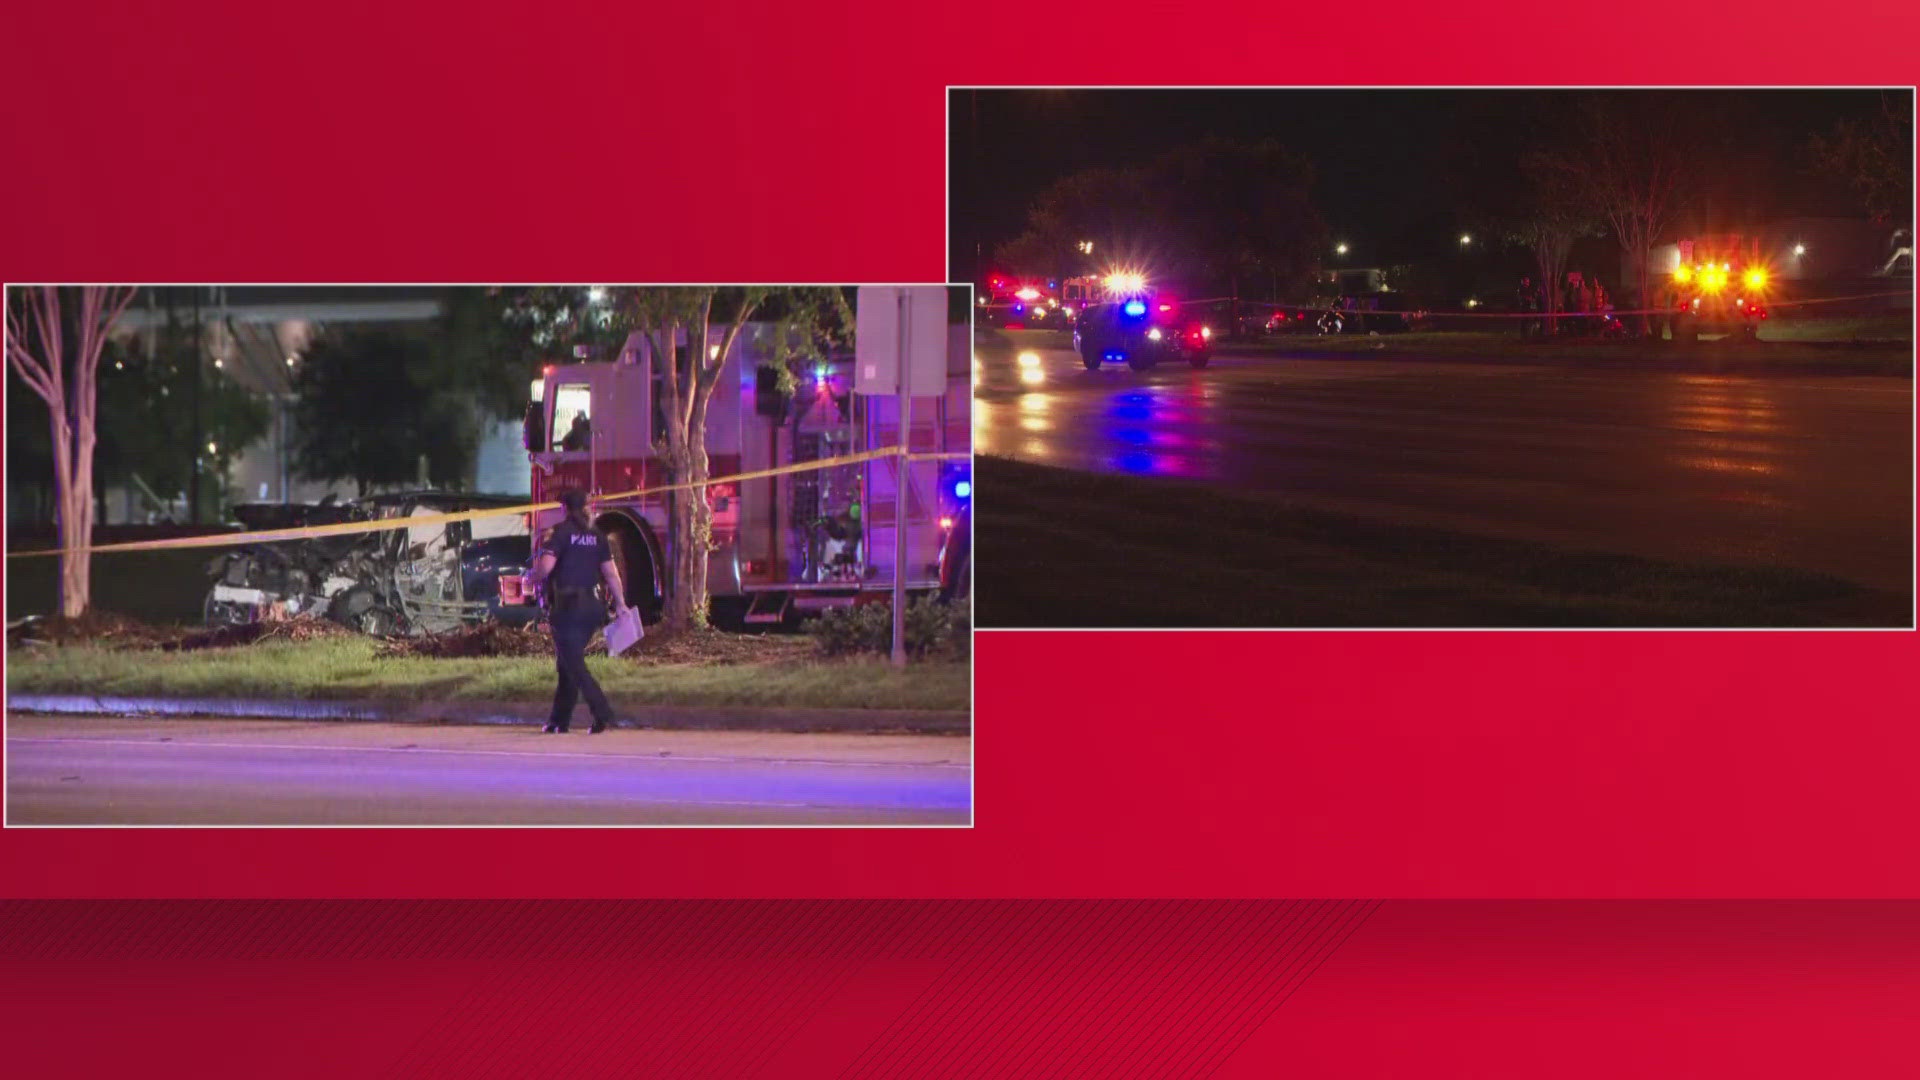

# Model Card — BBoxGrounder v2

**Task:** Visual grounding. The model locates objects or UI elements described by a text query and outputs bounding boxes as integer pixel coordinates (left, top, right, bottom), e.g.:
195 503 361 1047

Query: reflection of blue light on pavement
1111 428 1151 446
1111 405 1151 421
1115 450 1156 474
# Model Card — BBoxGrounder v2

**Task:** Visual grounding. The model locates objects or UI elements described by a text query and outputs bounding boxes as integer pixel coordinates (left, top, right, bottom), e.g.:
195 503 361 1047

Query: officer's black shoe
543 722 566 733
589 718 609 734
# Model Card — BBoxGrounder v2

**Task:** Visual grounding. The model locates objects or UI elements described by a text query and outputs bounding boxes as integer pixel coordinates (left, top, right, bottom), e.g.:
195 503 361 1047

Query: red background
4 2 1918 1074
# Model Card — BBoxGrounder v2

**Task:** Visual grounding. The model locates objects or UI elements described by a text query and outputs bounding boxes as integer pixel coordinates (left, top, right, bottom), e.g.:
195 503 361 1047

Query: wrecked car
204 492 533 636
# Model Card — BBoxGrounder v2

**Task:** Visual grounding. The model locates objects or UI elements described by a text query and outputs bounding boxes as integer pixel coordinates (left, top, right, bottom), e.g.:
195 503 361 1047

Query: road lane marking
5 736 971 771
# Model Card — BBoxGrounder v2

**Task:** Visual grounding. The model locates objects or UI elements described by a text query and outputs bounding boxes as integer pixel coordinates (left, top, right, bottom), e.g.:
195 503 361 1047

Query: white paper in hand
605 606 644 657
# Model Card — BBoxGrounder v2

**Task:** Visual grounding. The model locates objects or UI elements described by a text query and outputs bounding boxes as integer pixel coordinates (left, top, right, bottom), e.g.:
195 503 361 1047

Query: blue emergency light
941 462 971 504
1122 299 1147 317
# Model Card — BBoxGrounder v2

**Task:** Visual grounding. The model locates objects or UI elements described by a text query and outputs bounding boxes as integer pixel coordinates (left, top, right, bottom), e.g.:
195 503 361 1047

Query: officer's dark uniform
541 515 616 733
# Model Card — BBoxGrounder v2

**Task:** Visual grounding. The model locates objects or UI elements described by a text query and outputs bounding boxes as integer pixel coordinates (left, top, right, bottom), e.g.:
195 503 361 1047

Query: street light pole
890 291 910 668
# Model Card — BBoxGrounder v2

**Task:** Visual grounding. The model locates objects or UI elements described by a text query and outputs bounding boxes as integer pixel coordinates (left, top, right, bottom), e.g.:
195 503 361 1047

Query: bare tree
6 286 139 617
1543 96 1695 335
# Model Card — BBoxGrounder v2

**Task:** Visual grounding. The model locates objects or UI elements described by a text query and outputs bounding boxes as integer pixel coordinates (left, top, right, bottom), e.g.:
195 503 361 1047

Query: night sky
947 88 1902 282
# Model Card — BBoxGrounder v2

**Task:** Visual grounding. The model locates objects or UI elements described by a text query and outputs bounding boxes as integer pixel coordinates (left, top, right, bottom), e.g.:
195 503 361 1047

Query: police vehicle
1071 293 1213 371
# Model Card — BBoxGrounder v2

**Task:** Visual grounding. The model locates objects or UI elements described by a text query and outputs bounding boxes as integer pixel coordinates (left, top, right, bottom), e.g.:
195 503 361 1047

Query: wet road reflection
974 331 1913 594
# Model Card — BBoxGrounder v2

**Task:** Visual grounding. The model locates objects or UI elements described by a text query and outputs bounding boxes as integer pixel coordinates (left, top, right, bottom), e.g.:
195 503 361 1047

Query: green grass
5 636 971 713
1746 313 1912 344
975 455 1908 629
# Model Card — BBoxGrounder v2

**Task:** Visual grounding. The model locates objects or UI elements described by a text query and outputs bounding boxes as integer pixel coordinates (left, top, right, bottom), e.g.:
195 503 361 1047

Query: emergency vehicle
981 273 1066 329
1669 236 1772 343
1068 273 1213 370
502 320 971 627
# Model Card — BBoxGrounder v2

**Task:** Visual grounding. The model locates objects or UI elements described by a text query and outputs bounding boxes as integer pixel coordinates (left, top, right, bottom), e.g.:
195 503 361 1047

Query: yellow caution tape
6 446 974 559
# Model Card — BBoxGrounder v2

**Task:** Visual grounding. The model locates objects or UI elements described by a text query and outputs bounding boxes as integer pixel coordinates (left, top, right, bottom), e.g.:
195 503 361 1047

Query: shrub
811 596 958 658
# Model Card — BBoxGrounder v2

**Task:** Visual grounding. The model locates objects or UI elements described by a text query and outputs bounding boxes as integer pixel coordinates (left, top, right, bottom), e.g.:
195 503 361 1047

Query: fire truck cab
1669 236 1772 344
510 320 971 627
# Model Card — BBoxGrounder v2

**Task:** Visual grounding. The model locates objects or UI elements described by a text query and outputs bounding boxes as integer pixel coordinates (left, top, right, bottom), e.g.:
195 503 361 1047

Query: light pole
890 291 911 669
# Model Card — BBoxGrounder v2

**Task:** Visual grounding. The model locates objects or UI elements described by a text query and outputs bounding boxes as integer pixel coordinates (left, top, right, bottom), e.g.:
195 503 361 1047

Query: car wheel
605 519 665 623
1127 352 1156 372
1188 352 1210 369
1080 344 1101 370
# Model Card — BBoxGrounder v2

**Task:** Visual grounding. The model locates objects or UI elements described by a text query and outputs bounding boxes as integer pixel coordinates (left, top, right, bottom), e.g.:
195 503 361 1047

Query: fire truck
504 320 971 627
980 273 1066 329
1669 236 1772 344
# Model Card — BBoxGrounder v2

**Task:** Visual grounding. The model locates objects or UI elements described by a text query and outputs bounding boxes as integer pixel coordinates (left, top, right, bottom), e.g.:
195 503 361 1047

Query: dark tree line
995 92 1908 336
995 136 1328 305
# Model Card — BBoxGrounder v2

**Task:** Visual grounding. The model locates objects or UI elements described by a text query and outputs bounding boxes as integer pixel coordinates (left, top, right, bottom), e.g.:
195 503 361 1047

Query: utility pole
188 287 203 523
890 290 911 669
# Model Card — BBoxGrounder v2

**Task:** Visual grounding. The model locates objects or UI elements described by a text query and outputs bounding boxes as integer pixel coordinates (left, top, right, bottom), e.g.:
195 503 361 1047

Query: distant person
1564 271 1592 336
523 489 628 734
560 413 591 452
1516 275 1541 337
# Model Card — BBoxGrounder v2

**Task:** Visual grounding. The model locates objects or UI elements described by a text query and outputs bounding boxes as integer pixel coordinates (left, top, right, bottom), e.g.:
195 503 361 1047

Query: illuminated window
552 383 592 452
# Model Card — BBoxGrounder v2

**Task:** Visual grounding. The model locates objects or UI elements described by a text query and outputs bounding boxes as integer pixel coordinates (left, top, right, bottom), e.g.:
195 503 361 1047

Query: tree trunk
662 417 696 632
49 408 88 618
684 381 714 628
1631 227 1652 337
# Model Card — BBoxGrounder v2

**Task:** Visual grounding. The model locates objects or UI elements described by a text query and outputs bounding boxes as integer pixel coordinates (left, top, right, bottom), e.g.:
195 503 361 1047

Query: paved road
5 716 971 825
975 331 1913 594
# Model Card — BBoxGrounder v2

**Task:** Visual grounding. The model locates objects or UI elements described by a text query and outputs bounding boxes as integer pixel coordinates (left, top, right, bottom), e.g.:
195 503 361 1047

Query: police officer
524 489 627 733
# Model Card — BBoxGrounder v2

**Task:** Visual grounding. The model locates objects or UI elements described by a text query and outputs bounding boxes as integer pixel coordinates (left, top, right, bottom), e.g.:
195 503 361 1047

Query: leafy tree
1151 136 1327 310
6 286 138 617
93 320 270 521
493 286 852 631
289 327 473 495
1809 93 1913 231
995 141 1328 316
995 166 1159 284
1503 152 1606 333
435 287 554 424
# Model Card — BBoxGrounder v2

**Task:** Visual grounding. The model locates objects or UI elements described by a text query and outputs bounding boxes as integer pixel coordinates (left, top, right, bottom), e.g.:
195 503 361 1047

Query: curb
5 694 971 736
